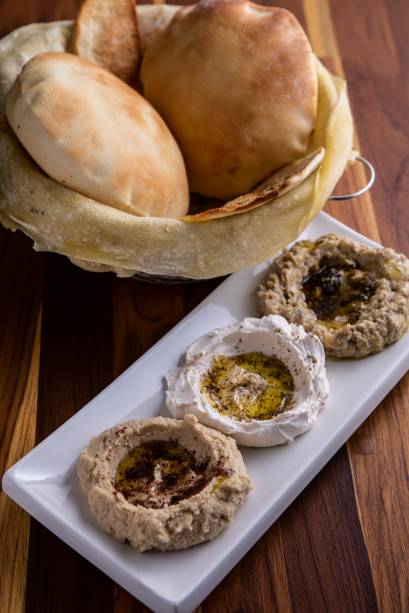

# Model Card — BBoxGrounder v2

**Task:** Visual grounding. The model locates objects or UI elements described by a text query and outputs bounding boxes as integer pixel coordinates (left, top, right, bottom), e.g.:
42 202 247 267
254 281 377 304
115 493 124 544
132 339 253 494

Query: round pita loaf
70 0 141 84
137 4 179 51
6 51 189 218
0 13 353 279
140 0 317 200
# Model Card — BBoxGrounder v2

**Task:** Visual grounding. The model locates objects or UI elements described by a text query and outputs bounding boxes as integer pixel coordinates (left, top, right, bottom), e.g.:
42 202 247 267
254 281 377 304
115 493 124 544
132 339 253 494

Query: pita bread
0 21 71 117
183 149 325 222
71 0 141 84
0 15 353 279
137 4 179 51
141 0 318 200
6 52 189 218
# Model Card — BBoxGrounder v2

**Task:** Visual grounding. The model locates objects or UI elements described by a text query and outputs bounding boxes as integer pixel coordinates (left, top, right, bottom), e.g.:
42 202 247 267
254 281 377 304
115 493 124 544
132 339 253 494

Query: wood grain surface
0 1 408 612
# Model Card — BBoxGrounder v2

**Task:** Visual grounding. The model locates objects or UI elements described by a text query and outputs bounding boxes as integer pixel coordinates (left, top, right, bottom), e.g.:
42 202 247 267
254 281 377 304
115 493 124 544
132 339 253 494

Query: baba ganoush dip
258 233 409 358
166 316 329 446
77 415 252 551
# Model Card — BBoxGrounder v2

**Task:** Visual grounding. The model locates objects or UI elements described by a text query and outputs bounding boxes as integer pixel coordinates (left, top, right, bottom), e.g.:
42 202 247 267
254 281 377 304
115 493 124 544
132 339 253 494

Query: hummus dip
258 233 409 358
77 414 252 551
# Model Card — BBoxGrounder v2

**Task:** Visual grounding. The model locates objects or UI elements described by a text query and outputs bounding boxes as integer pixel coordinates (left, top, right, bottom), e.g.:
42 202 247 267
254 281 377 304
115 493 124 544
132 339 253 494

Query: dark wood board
0 1 408 612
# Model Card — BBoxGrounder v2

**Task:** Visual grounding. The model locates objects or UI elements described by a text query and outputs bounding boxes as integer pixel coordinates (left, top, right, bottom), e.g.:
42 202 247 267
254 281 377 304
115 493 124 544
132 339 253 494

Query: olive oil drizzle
303 256 378 323
114 440 226 508
201 352 295 421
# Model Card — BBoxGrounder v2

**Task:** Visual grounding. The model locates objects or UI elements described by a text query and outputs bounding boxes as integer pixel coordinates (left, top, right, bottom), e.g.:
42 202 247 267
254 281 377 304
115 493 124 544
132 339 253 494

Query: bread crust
6 51 189 218
71 0 141 84
141 0 318 199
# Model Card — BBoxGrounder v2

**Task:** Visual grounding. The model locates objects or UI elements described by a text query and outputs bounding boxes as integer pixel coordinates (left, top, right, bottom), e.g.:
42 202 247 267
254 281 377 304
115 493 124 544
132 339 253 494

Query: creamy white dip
166 315 329 447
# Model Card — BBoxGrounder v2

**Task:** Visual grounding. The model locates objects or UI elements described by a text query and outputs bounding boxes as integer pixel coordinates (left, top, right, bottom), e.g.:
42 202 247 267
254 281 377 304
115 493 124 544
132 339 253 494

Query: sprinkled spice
200 352 295 421
303 256 378 323
114 440 226 508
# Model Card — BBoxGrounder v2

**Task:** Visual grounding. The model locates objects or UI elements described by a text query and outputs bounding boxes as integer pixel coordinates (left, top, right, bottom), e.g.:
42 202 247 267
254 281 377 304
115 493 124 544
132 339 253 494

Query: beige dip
77 415 252 551
258 233 409 358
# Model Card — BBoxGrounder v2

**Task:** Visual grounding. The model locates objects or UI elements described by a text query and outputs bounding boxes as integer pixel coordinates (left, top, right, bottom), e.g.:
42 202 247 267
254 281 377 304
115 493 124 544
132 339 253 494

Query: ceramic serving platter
3 212 409 613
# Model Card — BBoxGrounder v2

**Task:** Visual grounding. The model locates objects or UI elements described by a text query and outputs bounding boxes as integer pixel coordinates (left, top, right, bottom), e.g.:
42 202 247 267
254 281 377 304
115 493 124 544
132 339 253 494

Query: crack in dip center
114 440 225 508
200 352 295 421
303 256 378 326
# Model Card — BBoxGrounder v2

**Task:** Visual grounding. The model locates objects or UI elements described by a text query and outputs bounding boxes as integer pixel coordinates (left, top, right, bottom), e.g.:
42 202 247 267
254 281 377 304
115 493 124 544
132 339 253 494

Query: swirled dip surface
201 353 295 421
258 233 409 357
166 316 329 447
77 415 252 551
114 440 226 508
302 255 378 325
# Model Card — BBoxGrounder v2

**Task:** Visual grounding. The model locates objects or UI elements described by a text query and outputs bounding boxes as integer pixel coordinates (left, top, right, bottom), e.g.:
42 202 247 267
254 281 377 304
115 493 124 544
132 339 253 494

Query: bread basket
0 6 357 281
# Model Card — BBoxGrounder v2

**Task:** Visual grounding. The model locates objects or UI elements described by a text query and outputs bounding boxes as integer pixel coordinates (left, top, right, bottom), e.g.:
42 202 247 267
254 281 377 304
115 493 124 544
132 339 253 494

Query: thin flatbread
182 149 325 222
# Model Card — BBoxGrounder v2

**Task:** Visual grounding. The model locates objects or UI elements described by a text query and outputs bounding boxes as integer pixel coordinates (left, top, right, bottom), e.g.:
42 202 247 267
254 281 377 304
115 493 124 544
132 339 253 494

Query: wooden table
1 1 408 611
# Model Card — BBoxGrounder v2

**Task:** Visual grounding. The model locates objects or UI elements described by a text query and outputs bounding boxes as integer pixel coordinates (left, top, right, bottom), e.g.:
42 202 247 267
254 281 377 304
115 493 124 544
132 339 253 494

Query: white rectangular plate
3 212 409 613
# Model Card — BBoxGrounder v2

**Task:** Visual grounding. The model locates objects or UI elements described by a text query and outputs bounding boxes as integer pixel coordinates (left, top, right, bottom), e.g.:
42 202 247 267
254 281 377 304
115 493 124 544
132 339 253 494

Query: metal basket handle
329 155 375 201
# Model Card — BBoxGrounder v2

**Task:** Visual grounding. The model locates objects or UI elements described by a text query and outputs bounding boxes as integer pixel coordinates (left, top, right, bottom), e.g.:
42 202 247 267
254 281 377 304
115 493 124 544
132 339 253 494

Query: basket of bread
0 0 354 280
